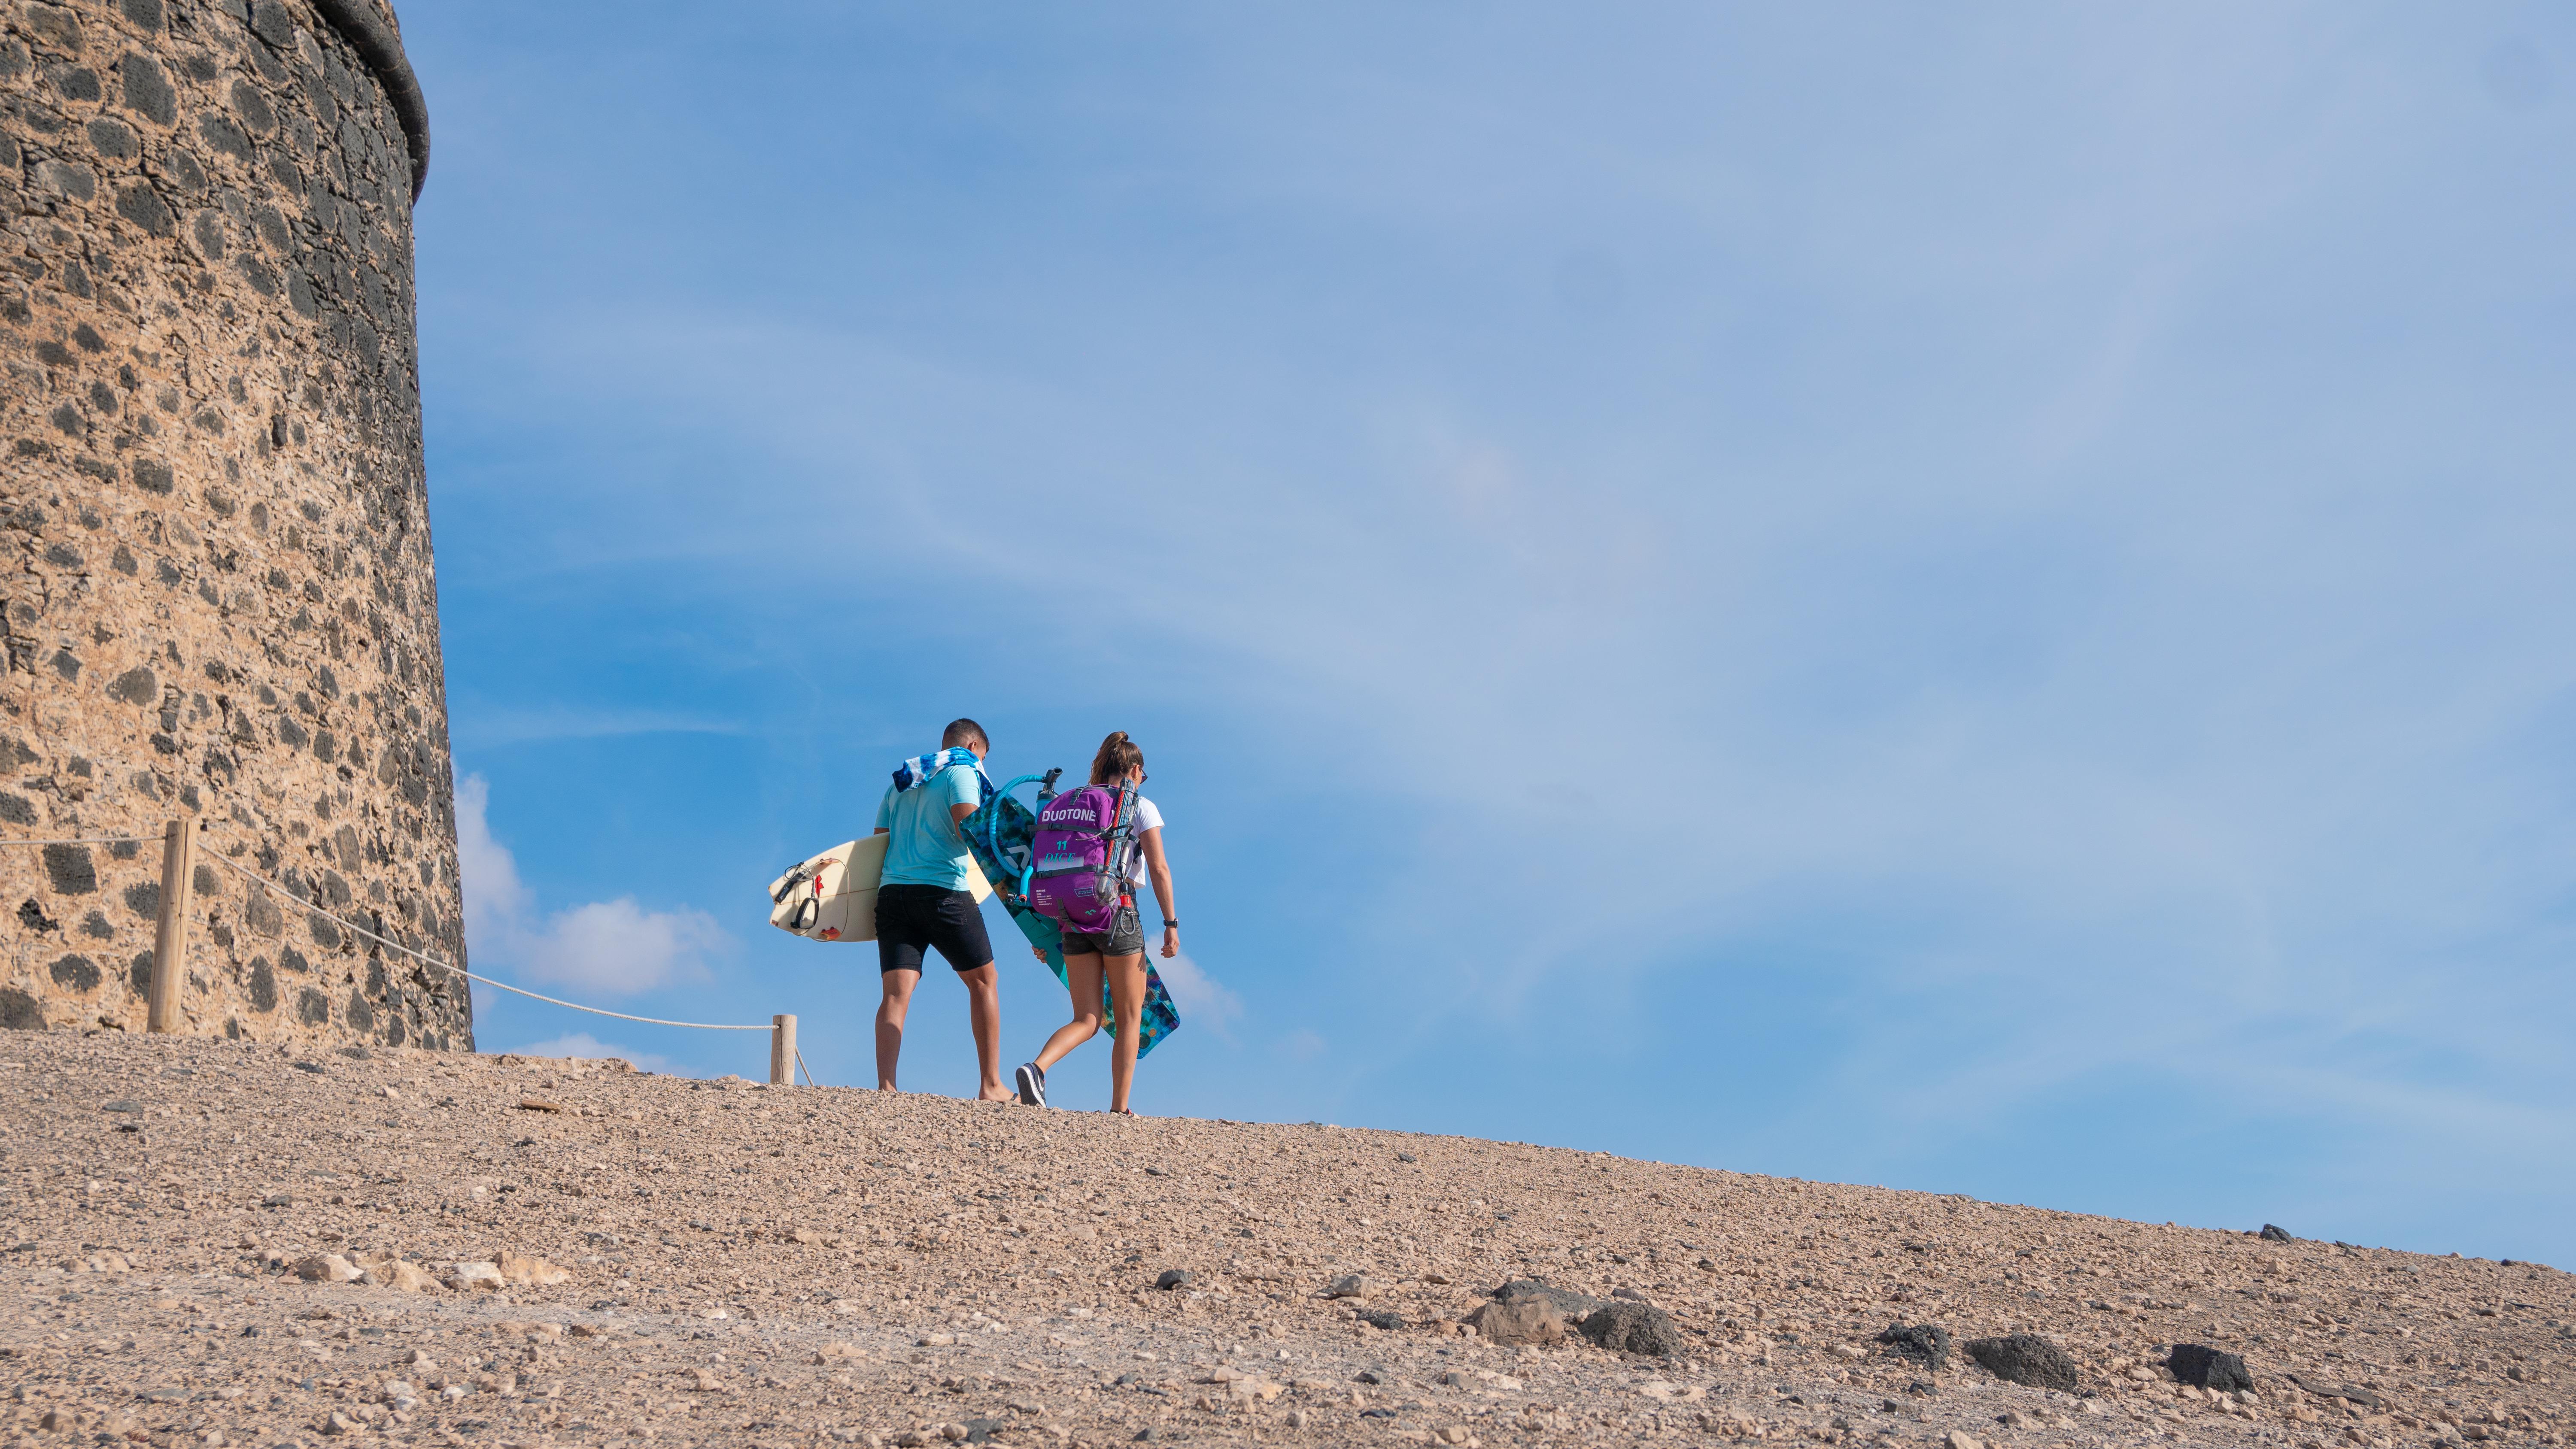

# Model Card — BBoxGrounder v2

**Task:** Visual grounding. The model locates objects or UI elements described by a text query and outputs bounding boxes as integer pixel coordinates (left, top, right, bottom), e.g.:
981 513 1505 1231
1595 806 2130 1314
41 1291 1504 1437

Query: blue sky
404 3 2576 1266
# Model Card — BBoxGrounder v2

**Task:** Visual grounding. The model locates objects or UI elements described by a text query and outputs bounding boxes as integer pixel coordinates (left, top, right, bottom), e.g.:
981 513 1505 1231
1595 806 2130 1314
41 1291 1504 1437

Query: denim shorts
1059 903 1144 957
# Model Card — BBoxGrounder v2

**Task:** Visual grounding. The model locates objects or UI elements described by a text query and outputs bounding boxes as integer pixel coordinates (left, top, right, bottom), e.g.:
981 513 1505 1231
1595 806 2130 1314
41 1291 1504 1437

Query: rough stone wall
0 0 467 1050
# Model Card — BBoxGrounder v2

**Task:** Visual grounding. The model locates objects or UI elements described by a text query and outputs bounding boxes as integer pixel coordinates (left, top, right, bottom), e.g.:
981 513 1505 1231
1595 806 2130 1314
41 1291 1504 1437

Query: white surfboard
766 836 990 944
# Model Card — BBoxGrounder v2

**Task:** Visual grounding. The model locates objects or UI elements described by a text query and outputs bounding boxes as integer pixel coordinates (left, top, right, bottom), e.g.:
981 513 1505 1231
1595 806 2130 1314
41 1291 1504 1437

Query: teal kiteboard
963 771 1179 1058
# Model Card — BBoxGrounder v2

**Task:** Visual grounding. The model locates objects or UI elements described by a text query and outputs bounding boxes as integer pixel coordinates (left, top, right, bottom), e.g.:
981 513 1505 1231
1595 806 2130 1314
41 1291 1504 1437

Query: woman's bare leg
1104 952 1147 1113
1032 952 1106 1074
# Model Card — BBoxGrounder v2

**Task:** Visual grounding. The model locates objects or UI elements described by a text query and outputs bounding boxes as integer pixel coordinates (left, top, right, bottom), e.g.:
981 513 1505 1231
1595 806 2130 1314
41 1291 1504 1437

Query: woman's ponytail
1090 731 1146 785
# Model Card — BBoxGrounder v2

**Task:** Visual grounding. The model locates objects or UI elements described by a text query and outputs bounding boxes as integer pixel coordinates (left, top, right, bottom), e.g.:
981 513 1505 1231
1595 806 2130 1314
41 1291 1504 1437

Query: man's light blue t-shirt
874 763 984 890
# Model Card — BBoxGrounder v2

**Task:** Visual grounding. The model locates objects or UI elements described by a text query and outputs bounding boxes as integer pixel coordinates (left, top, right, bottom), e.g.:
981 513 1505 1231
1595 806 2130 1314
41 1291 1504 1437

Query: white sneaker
1014 1062 1047 1107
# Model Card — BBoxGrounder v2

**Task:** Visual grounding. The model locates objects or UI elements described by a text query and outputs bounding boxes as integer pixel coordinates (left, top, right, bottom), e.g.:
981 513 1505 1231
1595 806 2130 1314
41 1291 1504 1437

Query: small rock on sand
2169 1343 2255 1392
1879 1322 1954 1371
496 1250 572 1286
1492 1279 1605 1319
1579 1300 1684 1357
292 1254 360 1284
358 1260 441 1293
1464 1299 1564 1346
1965 1334 2081 1392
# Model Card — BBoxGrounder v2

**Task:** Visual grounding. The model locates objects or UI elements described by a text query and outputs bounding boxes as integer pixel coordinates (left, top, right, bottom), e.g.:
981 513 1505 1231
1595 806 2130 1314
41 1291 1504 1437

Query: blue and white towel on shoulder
892 746 995 802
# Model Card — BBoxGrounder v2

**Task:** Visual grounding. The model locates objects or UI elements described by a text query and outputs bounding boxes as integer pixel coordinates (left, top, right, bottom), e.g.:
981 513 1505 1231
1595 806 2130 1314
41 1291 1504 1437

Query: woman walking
1014 731 1177 1115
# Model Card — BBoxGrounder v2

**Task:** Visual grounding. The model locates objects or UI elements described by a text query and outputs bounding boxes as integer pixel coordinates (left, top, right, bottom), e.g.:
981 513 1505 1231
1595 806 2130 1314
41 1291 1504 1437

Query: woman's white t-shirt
1122 796 1164 888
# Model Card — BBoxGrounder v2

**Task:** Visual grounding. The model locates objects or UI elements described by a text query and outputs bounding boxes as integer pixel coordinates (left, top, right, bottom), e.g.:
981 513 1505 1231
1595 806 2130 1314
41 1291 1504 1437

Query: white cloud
456 774 531 940
457 775 730 998
1280 1029 1327 1062
508 1031 673 1075
1153 952 1243 1042
508 898 729 997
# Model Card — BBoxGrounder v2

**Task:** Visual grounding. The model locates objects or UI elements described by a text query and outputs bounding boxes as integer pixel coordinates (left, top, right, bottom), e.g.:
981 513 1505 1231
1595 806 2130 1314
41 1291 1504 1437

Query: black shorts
875 885 993 975
1059 903 1145 958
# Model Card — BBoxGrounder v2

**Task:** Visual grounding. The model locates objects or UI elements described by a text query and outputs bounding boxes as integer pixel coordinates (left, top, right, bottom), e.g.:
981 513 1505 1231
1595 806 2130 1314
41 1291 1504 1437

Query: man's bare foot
978 1088 1014 1102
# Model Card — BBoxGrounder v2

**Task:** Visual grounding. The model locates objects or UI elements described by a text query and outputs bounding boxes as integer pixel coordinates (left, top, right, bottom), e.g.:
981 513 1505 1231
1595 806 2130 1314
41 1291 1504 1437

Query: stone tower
0 0 468 1050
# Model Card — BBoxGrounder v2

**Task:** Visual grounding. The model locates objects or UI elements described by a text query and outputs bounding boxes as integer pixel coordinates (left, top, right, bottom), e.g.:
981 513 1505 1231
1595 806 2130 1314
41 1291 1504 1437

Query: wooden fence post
146 817 195 1034
771 1013 796 1086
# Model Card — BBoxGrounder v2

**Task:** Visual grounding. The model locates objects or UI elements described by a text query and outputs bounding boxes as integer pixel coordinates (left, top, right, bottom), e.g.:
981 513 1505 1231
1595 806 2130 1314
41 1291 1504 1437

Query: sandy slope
0 1031 2567 1448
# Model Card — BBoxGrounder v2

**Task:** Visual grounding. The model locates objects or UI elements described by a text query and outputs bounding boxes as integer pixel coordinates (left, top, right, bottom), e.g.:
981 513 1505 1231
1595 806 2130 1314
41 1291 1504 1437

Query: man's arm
944 765 981 830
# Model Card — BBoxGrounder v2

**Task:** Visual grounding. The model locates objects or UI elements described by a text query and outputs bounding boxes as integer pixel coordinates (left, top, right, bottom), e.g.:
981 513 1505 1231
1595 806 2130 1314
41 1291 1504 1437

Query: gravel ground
1 1031 2568 1449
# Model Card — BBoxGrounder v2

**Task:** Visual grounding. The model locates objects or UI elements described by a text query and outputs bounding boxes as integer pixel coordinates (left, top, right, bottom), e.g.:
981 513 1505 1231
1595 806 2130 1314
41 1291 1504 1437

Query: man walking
873 718 1009 1100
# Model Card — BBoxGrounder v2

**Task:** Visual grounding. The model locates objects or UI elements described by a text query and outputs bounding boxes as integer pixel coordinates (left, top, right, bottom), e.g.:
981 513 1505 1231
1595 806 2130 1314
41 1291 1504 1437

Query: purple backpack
1028 783 1137 933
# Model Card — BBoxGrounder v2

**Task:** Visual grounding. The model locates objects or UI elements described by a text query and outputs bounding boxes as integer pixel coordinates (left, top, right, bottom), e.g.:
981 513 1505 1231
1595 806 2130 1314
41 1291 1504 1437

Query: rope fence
198 852 772 1031
2 821 817 1085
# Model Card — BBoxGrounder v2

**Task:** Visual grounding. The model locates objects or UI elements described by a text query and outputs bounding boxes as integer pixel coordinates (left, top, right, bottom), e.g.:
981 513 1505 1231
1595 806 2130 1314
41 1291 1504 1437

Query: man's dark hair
942 718 990 752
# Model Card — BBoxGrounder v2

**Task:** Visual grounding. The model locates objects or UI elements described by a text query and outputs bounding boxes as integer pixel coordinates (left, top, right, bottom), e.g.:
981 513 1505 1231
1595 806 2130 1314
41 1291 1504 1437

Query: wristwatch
1162 920 1179 930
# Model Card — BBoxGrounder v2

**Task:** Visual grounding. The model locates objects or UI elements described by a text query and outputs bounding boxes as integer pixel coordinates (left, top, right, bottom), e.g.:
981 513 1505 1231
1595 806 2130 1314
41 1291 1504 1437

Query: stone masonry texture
0 0 465 1051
